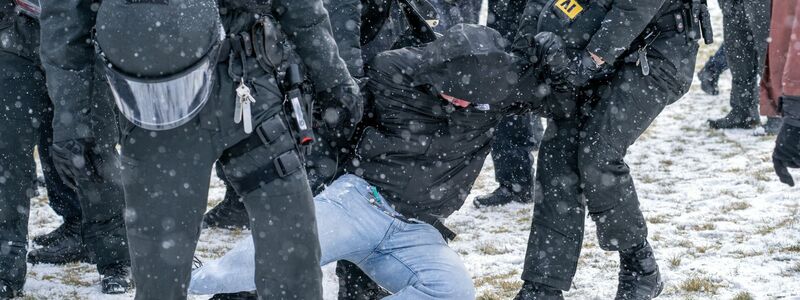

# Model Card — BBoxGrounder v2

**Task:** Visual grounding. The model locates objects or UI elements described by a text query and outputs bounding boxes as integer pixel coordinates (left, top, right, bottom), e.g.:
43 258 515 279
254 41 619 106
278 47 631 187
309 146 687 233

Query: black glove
315 81 365 145
773 122 800 187
513 31 568 76
51 138 102 191
560 50 603 89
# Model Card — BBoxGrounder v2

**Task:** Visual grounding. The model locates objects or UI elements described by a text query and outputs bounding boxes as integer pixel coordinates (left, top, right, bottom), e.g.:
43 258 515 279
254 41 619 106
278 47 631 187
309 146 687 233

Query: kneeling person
190 24 565 299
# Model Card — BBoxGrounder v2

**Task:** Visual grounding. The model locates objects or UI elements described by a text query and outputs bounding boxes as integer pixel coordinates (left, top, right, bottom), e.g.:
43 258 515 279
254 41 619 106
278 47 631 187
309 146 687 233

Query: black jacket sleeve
585 0 666 62
38 0 99 142
273 0 356 91
511 0 549 52
326 0 365 77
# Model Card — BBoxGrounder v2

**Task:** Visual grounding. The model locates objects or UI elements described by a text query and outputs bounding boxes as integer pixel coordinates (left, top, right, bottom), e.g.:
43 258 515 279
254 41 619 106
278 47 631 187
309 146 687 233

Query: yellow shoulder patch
556 0 584 20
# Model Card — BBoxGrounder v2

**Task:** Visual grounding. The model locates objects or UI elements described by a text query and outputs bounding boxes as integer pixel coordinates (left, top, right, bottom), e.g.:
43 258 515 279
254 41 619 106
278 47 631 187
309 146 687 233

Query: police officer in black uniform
514 0 706 299
1 1 130 297
474 0 546 208
38 0 360 298
707 0 770 129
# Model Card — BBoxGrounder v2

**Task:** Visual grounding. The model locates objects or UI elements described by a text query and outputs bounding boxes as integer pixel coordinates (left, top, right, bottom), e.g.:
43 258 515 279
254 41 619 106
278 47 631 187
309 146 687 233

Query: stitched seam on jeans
355 219 402 265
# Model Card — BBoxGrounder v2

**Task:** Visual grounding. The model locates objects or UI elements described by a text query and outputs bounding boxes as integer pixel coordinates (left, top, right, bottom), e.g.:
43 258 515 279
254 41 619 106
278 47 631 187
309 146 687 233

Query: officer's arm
511 0 549 52
327 0 366 78
273 0 355 91
585 0 667 63
38 0 98 142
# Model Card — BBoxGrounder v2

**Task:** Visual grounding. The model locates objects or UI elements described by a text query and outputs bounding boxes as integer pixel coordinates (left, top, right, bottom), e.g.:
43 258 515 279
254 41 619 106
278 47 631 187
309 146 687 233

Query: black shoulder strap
396 0 436 44
360 0 393 45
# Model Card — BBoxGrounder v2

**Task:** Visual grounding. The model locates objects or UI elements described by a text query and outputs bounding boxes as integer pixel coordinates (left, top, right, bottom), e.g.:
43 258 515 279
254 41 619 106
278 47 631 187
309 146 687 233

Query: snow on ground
18 1 800 299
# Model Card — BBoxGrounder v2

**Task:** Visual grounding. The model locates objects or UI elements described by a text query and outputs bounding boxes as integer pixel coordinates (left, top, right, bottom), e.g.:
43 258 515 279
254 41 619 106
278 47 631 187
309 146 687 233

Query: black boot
32 218 81 247
202 194 249 229
473 186 531 208
0 281 22 299
513 281 563 300
210 292 258 300
27 229 94 264
698 69 721 96
615 241 664 300
763 117 784 135
100 264 132 294
708 111 760 129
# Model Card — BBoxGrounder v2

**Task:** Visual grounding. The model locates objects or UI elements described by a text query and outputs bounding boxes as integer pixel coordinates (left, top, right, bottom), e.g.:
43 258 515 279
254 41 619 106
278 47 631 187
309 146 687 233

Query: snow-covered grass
18 1 800 299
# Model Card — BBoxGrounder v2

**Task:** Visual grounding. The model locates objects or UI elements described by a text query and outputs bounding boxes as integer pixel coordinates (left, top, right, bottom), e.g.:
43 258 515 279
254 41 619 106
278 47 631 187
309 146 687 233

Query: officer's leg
0 53 48 294
75 141 130 273
0 119 36 295
218 117 322 299
493 114 536 195
578 59 690 251
201 163 249 229
37 119 82 224
121 126 216 299
710 0 767 127
520 116 585 291
698 44 727 95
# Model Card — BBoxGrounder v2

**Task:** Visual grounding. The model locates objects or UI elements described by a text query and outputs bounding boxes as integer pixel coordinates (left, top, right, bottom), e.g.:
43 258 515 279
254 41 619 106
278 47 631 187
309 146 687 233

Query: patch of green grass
782 244 800 253
660 159 675 167
648 214 670 224
669 255 682 268
789 262 800 273
490 226 511 234
478 243 510 255
677 240 694 249
722 201 751 213
757 216 798 235
751 167 774 182
679 276 720 294
691 223 716 231
732 291 754 300
730 250 763 258
475 270 522 300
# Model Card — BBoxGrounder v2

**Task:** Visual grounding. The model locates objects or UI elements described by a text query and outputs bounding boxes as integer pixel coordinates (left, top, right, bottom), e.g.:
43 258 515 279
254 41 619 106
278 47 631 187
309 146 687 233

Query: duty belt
622 8 690 76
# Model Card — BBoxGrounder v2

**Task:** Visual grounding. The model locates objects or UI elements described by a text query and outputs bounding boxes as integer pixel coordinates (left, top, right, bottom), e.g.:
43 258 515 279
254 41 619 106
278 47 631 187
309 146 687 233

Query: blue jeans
190 175 475 299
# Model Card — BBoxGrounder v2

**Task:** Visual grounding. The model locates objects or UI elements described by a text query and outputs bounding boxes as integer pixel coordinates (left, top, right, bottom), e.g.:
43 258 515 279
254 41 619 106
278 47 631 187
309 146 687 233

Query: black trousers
0 52 128 291
487 0 544 195
719 0 771 117
521 34 698 290
119 58 322 300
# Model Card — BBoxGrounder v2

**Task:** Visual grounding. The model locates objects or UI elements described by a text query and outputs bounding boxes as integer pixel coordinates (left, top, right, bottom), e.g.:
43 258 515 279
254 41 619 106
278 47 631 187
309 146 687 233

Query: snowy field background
20 1 800 299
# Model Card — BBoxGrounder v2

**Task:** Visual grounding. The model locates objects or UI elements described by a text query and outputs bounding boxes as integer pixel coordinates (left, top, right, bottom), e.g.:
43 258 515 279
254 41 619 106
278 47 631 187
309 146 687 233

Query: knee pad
220 114 305 195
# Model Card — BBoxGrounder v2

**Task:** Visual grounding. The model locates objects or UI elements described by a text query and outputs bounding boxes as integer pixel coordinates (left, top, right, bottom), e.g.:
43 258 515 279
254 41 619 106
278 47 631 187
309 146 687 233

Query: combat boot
33 218 81 247
202 195 249 229
708 111 760 129
0 281 22 299
615 241 664 300
100 263 132 294
473 186 532 208
27 230 94 264
697 68 721 96
513 281 563 300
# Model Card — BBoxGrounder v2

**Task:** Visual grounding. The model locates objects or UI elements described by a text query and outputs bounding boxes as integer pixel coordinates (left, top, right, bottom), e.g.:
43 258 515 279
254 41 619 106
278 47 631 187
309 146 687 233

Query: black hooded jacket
351 25 547 220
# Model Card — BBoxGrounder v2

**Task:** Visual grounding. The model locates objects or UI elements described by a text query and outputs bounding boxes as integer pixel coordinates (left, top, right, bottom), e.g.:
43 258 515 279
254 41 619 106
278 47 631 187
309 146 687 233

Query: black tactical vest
537 0 611 50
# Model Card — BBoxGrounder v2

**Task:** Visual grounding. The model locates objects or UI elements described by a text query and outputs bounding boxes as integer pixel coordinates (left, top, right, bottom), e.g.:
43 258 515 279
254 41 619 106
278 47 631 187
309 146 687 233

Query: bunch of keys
234 80 256 134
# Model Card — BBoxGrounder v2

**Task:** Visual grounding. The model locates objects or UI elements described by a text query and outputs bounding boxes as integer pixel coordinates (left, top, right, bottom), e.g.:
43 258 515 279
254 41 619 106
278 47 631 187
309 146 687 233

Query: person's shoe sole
707 119 760 130
27 250 94 265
